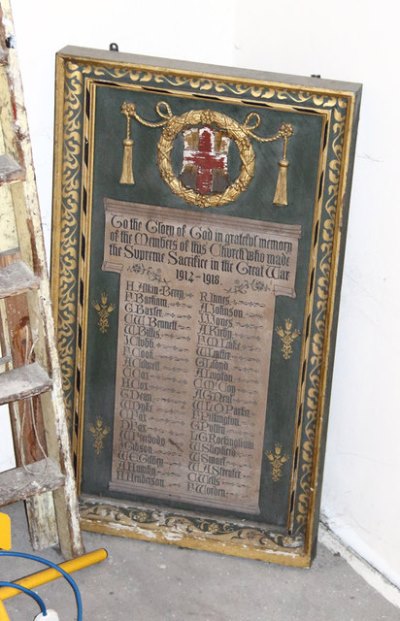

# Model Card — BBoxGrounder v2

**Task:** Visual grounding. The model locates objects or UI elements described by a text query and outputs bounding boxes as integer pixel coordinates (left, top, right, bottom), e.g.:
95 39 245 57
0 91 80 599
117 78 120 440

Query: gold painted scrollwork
56 62 85 422
80 501 304 553
294 105 348 536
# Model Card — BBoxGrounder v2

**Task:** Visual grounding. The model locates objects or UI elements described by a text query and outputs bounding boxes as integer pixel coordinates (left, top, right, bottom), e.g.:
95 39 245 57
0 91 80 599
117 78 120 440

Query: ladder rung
0 362 52 405
0 458 65 506
0 153 24 185
0 260 40 298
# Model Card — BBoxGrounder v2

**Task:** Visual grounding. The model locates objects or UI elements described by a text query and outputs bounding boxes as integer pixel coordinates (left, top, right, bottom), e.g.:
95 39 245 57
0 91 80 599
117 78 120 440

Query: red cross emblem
180 126 230 195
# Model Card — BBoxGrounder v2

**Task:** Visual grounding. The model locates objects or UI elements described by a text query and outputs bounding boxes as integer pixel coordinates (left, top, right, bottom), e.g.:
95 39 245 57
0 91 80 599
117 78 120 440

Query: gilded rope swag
120 101 294 207
52 46 361 569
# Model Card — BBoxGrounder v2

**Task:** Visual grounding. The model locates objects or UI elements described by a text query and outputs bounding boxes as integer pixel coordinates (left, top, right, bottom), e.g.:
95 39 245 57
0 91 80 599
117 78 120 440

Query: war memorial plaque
51 47 361 567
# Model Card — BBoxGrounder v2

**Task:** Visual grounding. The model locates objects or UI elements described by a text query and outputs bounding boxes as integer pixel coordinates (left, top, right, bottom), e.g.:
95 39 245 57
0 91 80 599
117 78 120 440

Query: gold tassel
120 138 135 184
273 158 289 206
273 136 289 206
120 104 135 185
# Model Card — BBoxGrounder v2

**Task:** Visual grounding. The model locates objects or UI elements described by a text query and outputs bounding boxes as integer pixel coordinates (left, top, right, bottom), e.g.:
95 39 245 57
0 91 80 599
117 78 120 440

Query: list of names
103 199 300 513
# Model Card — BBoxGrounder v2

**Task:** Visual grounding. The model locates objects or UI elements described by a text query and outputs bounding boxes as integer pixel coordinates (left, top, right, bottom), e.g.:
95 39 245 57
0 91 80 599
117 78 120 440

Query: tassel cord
242 113 293 144
244 127 286 144
282 135 288 160
122 101 173 128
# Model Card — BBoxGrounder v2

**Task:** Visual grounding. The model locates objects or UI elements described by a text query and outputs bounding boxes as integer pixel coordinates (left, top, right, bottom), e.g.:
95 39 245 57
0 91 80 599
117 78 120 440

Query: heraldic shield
180 125 231 195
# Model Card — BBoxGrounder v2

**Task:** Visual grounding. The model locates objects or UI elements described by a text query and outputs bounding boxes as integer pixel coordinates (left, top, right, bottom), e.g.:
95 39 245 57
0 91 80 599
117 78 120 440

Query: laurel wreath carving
157 109 255 208
121 101 293 208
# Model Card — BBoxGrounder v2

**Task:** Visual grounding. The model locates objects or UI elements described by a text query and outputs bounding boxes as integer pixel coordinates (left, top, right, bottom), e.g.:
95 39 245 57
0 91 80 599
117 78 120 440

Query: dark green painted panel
81 83 322 526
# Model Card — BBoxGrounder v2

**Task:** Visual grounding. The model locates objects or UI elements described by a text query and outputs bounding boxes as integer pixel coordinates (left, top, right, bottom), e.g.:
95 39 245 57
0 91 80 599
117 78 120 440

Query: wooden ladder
0 0 83 558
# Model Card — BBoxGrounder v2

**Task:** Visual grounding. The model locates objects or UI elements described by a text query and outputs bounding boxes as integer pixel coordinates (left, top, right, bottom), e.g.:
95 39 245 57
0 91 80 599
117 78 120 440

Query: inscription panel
103 199 301 513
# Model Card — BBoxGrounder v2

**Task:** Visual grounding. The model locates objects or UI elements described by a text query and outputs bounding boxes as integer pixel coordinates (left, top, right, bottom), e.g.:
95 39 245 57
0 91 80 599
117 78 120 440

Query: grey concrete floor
1 503 399 621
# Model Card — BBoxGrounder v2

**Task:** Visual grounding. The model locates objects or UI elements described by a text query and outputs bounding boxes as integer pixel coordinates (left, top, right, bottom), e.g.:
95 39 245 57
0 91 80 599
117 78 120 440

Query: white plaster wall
232 0 400 589
2 0 399 590
10 0 236 252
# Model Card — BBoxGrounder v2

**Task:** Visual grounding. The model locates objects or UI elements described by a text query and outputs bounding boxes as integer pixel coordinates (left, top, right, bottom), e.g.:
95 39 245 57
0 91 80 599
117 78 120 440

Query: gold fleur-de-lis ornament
92 292 115 334
266 444 289 482
89 417 110 455
276 318 300 360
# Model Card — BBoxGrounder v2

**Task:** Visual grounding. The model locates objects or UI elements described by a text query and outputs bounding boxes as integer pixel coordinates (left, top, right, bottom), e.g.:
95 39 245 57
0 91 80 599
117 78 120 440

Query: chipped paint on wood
0 1 83 558
0 458 64 505
80 499 307 566
0 362 52 404
0 186 18 250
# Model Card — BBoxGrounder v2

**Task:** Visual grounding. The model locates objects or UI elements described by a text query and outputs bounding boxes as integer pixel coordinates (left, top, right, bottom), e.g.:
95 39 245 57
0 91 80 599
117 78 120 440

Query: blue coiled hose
0 551 82 620
0 581 47 616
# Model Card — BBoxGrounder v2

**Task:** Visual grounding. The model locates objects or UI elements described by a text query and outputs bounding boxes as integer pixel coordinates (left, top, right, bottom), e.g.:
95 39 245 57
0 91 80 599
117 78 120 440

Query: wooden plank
0 353 11 365
0 252 59 549
0 260 39 298
0 4 8 67
0 154 24 185
0 458 64 506
0 252 49 465
0 361 52 405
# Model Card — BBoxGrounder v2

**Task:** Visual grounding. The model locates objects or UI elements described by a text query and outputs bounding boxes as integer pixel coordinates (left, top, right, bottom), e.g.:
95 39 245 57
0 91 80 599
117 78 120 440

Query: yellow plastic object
0 548 107 601
0 599 10 621
0 515 11 551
